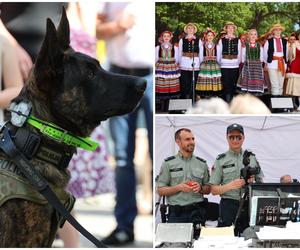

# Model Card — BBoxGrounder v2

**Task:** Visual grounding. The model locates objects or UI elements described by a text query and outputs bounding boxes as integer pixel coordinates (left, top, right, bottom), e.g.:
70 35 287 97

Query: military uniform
209 149 264 228
156 151 210 238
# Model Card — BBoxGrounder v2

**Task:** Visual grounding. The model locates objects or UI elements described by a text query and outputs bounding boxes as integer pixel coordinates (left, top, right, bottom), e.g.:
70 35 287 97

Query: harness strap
0 126 106 248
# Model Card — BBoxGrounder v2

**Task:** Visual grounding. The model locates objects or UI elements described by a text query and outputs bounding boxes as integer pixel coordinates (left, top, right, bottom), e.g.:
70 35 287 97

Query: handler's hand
177 183 193 193
247 175 255 184
228 178 245 190
190 182 201 193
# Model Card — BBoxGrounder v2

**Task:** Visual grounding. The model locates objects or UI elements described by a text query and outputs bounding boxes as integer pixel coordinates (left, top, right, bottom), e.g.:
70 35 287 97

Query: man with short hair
263 24 288 96
280 174 293 183
156 128 210 239
209 123 264 231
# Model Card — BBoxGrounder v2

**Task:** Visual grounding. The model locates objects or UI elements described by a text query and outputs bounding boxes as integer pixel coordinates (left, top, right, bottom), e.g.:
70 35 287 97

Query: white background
155 115 300 199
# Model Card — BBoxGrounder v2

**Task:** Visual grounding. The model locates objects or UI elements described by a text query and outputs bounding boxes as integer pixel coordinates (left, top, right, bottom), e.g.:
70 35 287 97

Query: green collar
27 115 99 151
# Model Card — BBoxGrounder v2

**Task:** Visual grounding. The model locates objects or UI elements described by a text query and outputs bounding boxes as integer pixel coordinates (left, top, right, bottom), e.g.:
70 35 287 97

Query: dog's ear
57 6 70 50
34 18 63 91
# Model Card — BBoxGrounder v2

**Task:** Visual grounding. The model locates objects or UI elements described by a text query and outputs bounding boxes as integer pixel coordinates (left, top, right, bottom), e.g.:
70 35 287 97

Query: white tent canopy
155 115 300 190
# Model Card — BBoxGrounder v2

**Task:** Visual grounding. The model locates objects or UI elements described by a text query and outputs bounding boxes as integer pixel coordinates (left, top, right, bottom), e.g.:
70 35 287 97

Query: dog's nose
135 78 147 93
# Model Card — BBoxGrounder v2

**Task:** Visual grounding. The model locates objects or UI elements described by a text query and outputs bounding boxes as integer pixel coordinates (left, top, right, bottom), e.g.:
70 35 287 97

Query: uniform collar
177 151 193 160
228 148 243 156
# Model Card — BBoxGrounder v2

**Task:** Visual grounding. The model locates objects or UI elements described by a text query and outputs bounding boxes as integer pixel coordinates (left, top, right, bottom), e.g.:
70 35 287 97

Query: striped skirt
196 59 222 92
238 59 265 93
156 77 180 98
155 59 180 79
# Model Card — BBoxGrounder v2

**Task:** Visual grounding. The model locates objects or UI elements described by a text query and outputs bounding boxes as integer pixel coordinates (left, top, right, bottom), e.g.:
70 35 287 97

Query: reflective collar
27 115 99 151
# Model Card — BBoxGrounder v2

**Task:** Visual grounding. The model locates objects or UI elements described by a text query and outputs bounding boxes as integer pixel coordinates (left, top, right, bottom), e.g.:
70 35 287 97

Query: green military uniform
209 149 264 199
209 148 264 229
156 151 210 238
157 151 210 206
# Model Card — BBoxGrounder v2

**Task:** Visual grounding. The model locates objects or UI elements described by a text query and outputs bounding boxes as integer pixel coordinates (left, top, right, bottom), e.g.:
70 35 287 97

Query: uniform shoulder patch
196 156 206 163
216 153 226 160
164 156 175 162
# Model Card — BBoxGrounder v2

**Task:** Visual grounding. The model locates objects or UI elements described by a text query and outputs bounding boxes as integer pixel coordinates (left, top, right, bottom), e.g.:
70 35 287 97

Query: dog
0 8 146 247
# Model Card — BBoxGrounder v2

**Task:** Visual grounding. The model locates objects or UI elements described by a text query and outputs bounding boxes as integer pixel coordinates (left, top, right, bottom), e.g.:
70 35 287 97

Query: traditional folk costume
155 41 181 98
178 23 202 99
263 24 288 96
155 32 180 112
217 22 241 103
196 41 222 96
285 41 300 104
238 41 265 94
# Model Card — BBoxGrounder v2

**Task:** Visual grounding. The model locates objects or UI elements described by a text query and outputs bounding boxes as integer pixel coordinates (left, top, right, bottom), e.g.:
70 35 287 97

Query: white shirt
178 38 202 70
101 2 153 68
263 38 288 69
217 38 241 68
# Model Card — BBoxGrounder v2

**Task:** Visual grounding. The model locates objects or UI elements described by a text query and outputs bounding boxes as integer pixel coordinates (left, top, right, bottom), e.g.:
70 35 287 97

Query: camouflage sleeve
209 159 222 185
202 162 210 185
254 157 264 183
156 161 170 188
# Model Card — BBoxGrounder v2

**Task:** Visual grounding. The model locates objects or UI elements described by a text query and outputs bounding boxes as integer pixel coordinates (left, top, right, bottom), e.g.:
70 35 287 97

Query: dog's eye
88 70 96 80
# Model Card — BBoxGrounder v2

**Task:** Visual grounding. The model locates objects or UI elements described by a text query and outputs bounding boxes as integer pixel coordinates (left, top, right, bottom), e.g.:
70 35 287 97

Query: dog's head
23 8 146 136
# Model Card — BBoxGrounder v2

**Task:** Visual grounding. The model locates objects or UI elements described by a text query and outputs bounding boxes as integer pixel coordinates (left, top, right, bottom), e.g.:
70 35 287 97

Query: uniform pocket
222 167 237 183
191 168 204 183
170 171 184 178
223 167 235 174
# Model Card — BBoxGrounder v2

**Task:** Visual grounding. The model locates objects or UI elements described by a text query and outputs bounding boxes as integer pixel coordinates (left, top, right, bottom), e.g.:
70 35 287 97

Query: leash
0 124 107 248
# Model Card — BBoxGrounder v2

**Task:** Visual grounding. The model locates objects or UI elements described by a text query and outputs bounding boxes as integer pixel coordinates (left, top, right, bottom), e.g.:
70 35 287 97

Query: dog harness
0 158 75 246
0 127 75 247
0 101 106 247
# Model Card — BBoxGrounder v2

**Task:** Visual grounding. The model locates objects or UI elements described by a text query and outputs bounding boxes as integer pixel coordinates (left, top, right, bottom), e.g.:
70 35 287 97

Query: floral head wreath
158 31 173 44
204 28 216 39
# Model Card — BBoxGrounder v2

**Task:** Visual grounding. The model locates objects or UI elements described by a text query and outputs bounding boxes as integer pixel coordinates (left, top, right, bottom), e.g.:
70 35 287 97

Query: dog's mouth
102 102 140 120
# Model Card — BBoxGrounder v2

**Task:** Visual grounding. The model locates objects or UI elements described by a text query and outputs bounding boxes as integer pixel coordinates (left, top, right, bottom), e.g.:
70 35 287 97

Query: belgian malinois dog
0 8 146 247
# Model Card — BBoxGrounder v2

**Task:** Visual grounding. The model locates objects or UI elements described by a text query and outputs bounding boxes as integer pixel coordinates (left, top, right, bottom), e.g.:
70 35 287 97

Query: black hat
227 123 244 135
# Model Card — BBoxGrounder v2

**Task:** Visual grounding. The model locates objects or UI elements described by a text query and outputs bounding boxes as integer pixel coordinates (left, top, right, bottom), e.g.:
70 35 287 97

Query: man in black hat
209 123 264 228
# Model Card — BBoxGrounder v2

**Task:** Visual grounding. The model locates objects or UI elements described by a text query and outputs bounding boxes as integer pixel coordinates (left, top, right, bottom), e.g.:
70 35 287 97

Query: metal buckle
10 101 32 127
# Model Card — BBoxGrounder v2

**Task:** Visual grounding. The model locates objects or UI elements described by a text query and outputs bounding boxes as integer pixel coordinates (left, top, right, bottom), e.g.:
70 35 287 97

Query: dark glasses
228 135 243 141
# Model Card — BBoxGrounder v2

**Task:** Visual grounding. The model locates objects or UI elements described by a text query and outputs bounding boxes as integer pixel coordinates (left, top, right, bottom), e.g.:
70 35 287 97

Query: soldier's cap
227 123 244 135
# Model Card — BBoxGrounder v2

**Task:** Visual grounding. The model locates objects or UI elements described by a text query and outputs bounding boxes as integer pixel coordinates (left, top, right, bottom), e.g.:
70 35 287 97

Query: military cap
227 123 244 135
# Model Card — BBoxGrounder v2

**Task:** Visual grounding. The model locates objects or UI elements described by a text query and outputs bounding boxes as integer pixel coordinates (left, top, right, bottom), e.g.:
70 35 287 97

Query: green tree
156 2 300 43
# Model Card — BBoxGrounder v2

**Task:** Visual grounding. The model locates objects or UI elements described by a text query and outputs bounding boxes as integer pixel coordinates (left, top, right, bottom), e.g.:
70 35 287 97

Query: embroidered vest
203 43 217 57
159 45 175 58
246 42 261 60
182 37 200 53
267 38 287 63
222 37 238 55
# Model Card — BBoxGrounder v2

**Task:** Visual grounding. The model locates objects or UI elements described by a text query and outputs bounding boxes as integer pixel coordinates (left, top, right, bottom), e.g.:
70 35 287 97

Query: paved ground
53 189 153 248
